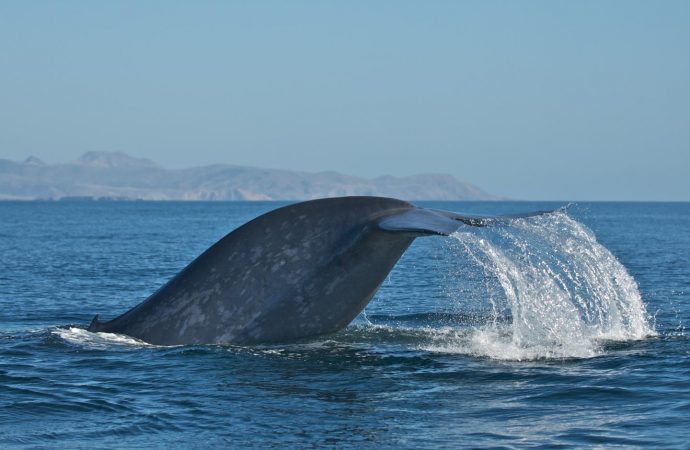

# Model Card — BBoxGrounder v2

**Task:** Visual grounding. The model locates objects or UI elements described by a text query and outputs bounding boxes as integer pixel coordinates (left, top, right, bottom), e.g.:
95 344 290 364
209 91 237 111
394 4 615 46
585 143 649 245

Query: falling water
426 211 655 360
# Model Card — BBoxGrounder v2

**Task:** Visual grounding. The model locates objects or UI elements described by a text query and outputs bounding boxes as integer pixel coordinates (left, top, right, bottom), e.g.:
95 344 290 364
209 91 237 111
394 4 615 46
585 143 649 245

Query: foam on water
53 327 156 349
424 211 655 360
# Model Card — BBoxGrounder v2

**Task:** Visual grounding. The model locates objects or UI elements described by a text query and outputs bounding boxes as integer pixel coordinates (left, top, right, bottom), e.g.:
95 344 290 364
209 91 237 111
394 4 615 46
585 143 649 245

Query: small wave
339 321 598 360
421 325 600 360
52 327 156 350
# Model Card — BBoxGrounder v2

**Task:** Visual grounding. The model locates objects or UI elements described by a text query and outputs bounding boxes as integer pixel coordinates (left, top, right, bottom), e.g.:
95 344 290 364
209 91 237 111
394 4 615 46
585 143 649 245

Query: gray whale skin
88 196 544 345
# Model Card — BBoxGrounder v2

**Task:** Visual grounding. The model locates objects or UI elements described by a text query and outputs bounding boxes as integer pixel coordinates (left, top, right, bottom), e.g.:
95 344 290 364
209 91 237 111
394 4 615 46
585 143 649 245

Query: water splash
53 327 156 349
426 211 655 360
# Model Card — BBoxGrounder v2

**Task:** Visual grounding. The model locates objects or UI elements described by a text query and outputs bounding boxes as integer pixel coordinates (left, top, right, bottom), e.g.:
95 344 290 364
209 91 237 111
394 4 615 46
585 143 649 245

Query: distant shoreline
1 197 687 203
0 196 503 202
0 151 498 202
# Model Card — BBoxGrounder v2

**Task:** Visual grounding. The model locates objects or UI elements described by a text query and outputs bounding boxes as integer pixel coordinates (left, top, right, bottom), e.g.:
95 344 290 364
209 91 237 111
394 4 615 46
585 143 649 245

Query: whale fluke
87 196 549 345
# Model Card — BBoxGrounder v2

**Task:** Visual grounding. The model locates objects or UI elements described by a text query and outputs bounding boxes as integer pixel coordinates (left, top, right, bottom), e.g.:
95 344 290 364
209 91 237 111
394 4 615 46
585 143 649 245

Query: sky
1 1 689 201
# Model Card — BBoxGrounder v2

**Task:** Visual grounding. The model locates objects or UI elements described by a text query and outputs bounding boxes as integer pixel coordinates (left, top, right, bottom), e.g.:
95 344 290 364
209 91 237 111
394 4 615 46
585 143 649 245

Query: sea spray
426 211 655 360
53 327 156 349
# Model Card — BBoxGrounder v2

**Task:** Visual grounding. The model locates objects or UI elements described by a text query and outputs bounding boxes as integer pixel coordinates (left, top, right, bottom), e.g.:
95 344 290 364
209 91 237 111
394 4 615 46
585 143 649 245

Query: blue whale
88 196 544 345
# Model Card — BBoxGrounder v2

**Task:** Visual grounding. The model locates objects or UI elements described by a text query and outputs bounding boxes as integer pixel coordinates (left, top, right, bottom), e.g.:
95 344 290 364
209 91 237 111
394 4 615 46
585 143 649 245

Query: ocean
1 201 688 448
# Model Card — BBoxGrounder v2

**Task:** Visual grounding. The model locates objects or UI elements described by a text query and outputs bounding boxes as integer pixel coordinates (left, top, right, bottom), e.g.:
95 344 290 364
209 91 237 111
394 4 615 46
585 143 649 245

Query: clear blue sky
1 1 688 200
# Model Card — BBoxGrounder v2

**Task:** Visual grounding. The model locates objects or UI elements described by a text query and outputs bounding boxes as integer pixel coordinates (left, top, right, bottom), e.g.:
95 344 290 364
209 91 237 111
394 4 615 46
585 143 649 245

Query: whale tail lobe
378 207 552 236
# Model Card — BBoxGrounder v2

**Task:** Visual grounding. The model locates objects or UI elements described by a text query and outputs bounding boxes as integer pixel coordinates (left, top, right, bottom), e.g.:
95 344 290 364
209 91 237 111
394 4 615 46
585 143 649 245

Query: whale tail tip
87 314 101 332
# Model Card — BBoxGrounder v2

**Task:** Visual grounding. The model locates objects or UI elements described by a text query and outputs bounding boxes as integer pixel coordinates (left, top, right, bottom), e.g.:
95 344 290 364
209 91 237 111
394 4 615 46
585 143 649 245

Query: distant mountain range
0 152 496 201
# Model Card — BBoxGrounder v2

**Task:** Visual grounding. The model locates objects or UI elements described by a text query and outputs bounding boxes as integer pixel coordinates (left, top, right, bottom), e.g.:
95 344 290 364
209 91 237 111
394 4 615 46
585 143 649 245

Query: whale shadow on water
86 196 548 346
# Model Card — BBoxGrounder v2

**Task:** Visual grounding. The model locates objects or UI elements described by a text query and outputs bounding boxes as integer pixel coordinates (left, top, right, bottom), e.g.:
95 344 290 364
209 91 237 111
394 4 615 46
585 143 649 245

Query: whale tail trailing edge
378 207 553 236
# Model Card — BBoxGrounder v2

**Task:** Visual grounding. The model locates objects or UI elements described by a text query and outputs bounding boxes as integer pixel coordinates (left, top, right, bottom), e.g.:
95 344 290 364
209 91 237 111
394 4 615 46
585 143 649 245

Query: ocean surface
1 201 688 448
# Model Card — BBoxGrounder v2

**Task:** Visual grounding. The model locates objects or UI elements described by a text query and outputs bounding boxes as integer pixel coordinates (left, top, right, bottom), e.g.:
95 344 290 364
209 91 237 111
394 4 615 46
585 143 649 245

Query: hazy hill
0 152 496 201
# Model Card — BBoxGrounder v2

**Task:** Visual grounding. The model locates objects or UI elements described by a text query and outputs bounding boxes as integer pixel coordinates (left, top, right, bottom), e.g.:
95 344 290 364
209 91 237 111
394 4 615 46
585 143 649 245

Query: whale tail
84 196 555 345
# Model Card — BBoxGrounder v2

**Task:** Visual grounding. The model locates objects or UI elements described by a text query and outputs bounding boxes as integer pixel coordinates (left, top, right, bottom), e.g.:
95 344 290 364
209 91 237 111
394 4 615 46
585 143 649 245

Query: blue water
1 201 688 448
